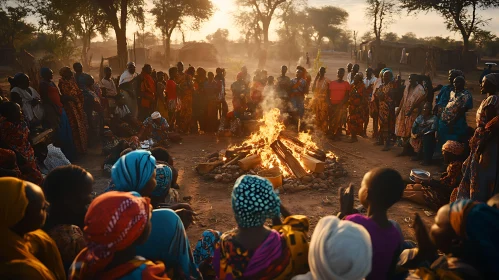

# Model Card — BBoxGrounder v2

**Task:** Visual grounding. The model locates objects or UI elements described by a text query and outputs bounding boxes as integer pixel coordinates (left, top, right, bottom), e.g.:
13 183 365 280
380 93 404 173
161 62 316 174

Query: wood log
301 154 326 173
31 129 53 145
279 131 327 161
270 140 308 178
196 161 223 175
238 154 262 171
223 155 242 168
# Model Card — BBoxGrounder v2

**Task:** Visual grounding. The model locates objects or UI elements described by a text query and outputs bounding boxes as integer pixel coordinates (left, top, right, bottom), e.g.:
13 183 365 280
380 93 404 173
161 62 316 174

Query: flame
223 157 227 162
230 108 322 177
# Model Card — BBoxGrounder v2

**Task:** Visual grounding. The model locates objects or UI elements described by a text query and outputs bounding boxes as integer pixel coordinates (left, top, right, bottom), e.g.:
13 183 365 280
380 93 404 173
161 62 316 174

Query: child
217 111 242 137
111 96 141 137
409 102 438 165
341 168 405 280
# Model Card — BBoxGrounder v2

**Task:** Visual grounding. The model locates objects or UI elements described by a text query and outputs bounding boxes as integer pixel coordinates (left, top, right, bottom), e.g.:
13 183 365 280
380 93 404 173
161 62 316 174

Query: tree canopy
306 6 348 45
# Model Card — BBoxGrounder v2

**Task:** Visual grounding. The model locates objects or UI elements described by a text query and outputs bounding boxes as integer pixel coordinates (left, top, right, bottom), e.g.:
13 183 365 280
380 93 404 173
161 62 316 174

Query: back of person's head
43 165 93 205
0 101 21 122
360 168 404 210
307 216 372 280
150 147 173 165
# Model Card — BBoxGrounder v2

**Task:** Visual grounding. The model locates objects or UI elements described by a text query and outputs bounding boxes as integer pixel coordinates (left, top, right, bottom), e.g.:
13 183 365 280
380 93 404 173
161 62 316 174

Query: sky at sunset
147 0 499 43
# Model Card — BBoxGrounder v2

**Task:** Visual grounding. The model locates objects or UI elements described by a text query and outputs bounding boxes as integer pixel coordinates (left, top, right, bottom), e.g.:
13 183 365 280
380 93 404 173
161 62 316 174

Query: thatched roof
178 42 218 63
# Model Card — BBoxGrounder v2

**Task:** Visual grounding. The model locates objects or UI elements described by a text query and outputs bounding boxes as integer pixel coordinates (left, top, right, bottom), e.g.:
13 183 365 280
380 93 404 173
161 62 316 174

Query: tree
383 32 399 42
399 32 420 44
151 0 214 65
0 6 35 49
399 0 499 53
306 6 348 47
206 28 230 53
94 0 145 70
470 29 497 52
276 1 305 64
366 0 398 63
237 0 289 67
234 10 263 58
361 31 374 42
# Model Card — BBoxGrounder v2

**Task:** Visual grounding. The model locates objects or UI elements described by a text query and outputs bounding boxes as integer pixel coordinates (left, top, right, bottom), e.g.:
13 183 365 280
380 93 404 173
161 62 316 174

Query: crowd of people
0 57 499 280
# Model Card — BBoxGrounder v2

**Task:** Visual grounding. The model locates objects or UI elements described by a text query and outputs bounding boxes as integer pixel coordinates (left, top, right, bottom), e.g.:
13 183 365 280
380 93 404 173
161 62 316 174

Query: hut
178 42 218 63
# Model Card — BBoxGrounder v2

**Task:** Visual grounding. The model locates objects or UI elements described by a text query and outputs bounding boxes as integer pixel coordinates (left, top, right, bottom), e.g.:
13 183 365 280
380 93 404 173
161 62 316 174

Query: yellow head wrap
0 177 29 229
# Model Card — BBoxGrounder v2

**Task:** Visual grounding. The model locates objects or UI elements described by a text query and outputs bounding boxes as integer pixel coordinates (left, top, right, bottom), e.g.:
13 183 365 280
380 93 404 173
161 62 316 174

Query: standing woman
374 69 397 151
166 67 179 128
156 71 168 120
311 67 330 134
139 64 156 120
438 76 473 149
9 73 44 128
205 72 221 133
347 73 366 143
176 65 195 134
39 67 76 161
193 68 208 133
58 67 88 155
119 62 140 119
456 73 499 202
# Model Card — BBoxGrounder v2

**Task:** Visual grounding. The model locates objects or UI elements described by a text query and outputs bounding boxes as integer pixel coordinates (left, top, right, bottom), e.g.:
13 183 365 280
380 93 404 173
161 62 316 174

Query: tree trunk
82 34 91 70
116 28 128 70
258 22 270 69
165 36 171 67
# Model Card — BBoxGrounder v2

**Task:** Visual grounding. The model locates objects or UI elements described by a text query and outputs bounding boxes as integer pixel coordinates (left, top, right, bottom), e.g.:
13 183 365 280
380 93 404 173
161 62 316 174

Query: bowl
410 169 431 183
257 167 283 189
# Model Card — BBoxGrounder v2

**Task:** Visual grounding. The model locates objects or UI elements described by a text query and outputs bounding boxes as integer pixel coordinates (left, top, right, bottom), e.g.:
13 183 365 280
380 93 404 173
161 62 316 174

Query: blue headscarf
231 175 281 228
449 200 499 278
111 150 156 192
40 67 52 79
151 164 173 197
380 68 394 82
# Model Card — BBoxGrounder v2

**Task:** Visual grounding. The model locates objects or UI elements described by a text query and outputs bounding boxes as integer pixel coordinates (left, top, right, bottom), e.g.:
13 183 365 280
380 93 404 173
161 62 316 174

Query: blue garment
152 164 172 197
290 95 305 118
136 209 201 279
57 109 76 161
111 150 156 192
435 84 453 109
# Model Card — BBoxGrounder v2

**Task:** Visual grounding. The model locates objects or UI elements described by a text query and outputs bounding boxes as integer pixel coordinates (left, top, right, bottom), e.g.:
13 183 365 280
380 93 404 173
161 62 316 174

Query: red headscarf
69 191 151 279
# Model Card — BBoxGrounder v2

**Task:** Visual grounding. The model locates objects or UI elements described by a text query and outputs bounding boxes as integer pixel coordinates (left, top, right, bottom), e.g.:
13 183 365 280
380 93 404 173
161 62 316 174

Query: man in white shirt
100 67 118 109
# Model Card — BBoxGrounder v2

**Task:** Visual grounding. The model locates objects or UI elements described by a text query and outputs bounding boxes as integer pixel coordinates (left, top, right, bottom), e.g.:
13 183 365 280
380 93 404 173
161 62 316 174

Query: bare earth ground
78 52 486 243
1 52 485 243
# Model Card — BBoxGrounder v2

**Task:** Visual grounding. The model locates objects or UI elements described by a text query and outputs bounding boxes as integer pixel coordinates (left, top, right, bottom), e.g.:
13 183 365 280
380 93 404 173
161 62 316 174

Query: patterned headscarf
111 150 156 193
69 191 151 279
152 164 173 197
442 140 465 156
231 175 281 228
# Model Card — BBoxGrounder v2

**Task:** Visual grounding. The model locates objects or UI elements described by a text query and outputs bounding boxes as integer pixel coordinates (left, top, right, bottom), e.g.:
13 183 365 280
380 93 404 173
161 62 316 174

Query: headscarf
40 67 52 79
299 216 372 280
231 175 280 228
70 191 151 279
152 164 173 197
449 199 499 278
0 177 28 230
127 62 136 67
450 69 465 79
59 66 72 78
111 150 156 192
381 68 394 82
442 140 465 156
151 111 161 119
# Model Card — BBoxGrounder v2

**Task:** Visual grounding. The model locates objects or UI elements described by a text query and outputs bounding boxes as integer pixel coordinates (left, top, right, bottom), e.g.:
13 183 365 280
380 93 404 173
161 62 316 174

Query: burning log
238 154 262 171
301 154 326 173
196 161 224 175
278 131 327 161
270 140 308 179
222 155 242 168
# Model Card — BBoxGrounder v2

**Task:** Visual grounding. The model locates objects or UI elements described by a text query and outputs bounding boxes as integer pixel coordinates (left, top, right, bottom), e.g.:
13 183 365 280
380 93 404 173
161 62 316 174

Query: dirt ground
79 52 485 243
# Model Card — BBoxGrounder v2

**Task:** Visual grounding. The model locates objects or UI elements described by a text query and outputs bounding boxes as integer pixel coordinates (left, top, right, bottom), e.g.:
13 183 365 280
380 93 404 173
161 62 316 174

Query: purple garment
345 214 402 280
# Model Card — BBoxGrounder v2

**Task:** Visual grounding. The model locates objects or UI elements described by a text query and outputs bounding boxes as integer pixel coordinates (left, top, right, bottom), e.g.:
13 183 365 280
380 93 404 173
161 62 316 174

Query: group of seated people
2 153 499 279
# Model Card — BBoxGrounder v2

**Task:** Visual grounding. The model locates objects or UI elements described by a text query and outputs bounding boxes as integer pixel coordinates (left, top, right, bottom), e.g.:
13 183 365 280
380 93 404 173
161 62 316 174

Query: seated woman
138 111 182 145
42 165 94 273
0 177 65 279
193 175 310 279
111 96 142 137
404 140 466 210
399 200 499 279
68 191 170 279
409 102 438 165
292 216 372 280
0 148 22 178
0 102 43 185
105 150 200 279
217 111 242 137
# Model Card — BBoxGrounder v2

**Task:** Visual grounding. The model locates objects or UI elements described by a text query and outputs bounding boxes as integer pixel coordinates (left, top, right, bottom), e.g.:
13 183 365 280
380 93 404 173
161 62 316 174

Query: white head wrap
151 111 161 119
293 216 372 280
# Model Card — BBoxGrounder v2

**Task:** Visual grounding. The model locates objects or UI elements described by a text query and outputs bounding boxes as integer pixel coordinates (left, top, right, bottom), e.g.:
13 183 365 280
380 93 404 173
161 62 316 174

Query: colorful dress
58 78 88 154
0 117 43 185
176 72 194 133
395 84 426 138
347 82 366 135
456 95 499 202
312 77 331 133
156 81 168 119
194 215 310 280
142 117 170 142
46 224 86 272
410 115 438 153
375 81 397 135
